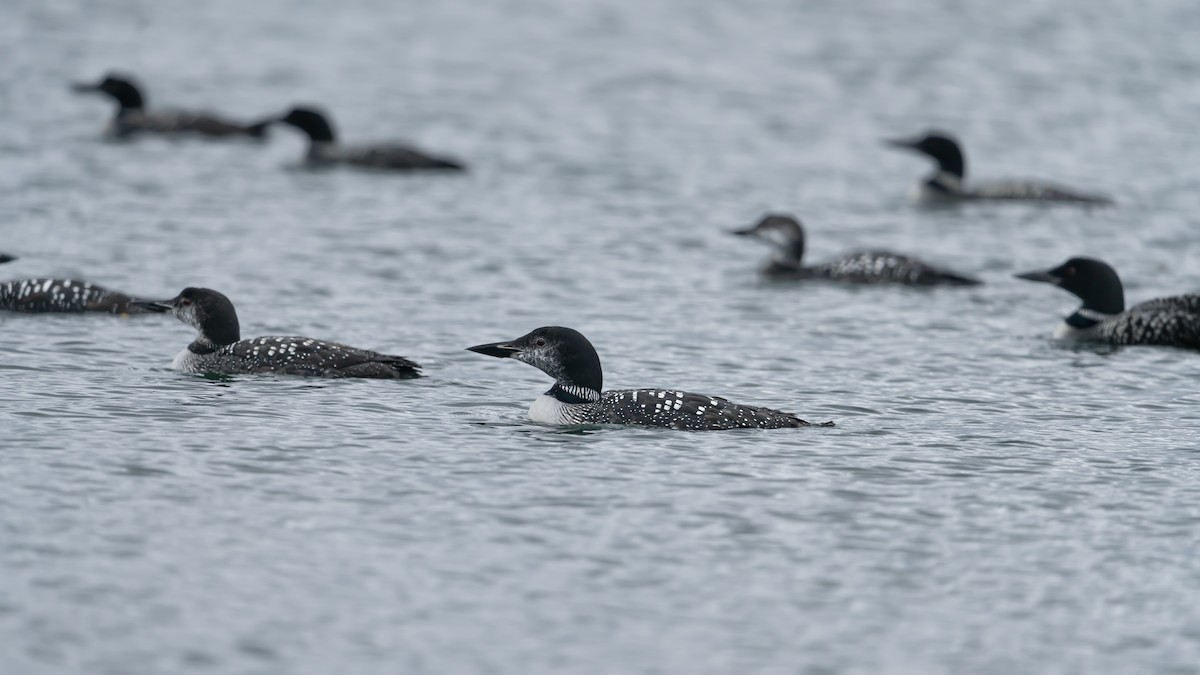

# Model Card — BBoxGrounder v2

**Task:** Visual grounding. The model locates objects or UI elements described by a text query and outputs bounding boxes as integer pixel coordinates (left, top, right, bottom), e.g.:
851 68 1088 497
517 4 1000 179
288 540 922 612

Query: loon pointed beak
130 299 174 313
1014 269 1061 285
883 137 918 150
730 226 759 237
0 253 16 264
466 340 521 358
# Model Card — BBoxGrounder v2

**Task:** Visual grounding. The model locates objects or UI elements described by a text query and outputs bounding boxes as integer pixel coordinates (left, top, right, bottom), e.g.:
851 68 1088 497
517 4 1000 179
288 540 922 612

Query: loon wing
603 389 831 430
969 180 1113 204
809 251 980 286
346 144 463 170
1096 311 1200 349
1128 293 1200 316
0 278 145 314
224 336 421 378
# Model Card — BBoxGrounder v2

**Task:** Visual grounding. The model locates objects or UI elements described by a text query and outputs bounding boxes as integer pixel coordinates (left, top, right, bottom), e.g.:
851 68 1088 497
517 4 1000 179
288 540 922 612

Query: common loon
732 214 980 286
276 107 464 171
886 131 1113 205
133 287 421 378
1015 257 1200 350
72 73 269 138
1 274 153 314
467 326 834 430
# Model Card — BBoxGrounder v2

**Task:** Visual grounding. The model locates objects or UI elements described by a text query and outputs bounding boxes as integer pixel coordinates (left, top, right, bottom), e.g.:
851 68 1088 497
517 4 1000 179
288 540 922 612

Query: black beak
466 340 521 358
883 137 918 150
729 226 759 237
0 253 16 264
1014 269 1060 285
130 299 173 313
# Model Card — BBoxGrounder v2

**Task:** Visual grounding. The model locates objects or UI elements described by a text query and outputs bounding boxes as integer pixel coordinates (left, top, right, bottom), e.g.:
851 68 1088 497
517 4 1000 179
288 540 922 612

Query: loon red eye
534 337 546 347
179 298 192 307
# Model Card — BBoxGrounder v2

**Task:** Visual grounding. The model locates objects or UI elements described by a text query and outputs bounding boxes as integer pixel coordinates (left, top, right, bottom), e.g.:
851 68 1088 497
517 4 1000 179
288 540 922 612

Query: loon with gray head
1016 257 1200 350
733 213 980 286
275 107 464 171
886 131 1113 205
468 326 834 430
134 287 421 378
72 73 270 138
2 256 153 314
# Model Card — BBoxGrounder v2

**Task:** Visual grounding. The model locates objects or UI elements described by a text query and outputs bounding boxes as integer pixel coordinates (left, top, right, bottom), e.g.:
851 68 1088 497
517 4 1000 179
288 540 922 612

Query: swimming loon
886 131 1113 205
133 287 421 378
1 275 153 314
72 74 269 138
1015 257 1200 350
467 326 834 430
732 214 980 286
276 107 464 170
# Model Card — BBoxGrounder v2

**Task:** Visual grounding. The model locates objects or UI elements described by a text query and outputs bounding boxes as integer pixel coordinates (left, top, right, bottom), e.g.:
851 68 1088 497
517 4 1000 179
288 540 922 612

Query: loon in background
1 256 153 314
72 73 270 138
134 287 421 378
1016 257 1200 350
468 326 834 430
732 213 980 286
886 131 1113 205
275 107 465 171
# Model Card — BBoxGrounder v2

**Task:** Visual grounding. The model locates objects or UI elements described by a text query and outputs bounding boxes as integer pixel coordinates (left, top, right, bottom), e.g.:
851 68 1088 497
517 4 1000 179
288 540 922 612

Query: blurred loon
276 107 464 171
2 256 152 314
134 287 421 378
1016 257 1200 350
72 73 269 138
732 214 980 286
886 131 1113 205
467 326 834 430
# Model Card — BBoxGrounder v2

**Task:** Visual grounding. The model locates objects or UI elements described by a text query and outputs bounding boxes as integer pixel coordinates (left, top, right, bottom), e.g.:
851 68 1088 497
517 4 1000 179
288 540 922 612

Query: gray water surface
3 0 1200 673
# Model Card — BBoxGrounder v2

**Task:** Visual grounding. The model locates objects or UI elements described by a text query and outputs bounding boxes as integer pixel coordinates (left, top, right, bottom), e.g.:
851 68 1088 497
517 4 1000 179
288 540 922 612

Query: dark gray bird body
73 74 269 138
276 107 463 170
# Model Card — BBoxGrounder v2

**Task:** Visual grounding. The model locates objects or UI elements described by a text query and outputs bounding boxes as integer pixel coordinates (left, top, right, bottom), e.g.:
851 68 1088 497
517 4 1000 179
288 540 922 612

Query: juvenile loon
732 214 980 286
467 326 834 430
886 131 1113 205
1 275 153 314
276 107 464 171
1015 257 1200 350
134 287 421 378
72 73 269 138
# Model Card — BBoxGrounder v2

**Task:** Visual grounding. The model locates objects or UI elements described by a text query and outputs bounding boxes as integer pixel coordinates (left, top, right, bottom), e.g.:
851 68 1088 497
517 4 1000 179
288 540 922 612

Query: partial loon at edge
732 213 980 286
886 131 1113 205
2 256 153 314
134 287 421 378
72 73 270 138
467 326 834 430
1015 257 1200 350
275 107 464 171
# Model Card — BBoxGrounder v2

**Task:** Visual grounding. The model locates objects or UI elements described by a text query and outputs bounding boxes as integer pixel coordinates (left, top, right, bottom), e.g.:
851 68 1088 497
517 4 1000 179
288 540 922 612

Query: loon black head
886 130 966 179
72 74 145 112
1015 257 1125 315
277 107 337 143
133 287 242 348
467 326 604 395
0 253 16 265
731 213 806 265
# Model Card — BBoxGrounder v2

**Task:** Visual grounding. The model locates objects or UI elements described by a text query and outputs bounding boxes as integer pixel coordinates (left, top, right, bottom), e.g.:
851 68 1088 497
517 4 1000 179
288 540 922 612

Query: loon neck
1066 307 1117 329
547 382 601 404
927 171 965 193
187 336 222 355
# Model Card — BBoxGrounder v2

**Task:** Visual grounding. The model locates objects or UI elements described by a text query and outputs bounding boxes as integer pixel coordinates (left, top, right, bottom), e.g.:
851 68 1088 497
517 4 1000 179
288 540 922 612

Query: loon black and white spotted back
72 73 270 138
275 107 465 171
732 214 980 286
467 326 834 430
1015 257 1200 350
886 131 1113 205
134 287 421 378
1 256 153 315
